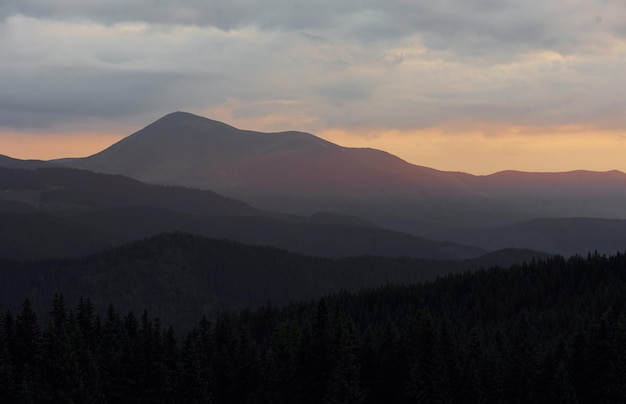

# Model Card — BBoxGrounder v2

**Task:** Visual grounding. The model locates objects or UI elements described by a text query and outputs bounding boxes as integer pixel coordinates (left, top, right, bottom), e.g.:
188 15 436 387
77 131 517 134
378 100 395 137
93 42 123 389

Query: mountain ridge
0 165 484 260
51 111 626 241
59 111 475 196
0 154 50 169
6 111 626 252
0 231 548 329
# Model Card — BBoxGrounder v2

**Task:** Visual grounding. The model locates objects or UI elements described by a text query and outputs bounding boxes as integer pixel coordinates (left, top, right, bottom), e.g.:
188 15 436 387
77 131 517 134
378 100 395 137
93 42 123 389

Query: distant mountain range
55 112 477 235
4 111 626 335
2 111 626 257
0 154 49 169
44 111 626 253
457 217 626 257
0 166 482 260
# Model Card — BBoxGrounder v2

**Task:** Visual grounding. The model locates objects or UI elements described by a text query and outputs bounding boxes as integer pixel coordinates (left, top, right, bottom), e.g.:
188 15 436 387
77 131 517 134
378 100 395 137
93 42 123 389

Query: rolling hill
0 154 49 170
0 166 483 260
0 232 547 329
459 217 626 257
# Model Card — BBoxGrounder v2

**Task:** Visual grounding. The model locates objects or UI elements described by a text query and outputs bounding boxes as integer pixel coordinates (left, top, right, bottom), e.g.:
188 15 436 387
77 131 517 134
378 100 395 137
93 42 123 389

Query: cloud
0 1 625 139
315 78 373 103
0 66 214 125
4 1 623 53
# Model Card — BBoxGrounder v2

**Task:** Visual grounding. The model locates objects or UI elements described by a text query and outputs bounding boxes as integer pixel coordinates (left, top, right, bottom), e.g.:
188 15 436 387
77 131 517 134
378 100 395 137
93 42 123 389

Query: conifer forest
2 252 626 403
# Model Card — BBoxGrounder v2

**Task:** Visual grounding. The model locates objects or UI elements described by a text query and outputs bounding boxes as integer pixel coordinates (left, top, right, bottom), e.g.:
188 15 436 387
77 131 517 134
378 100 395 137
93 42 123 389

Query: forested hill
2 251 626 402
0 166 484 261
0 232 542 330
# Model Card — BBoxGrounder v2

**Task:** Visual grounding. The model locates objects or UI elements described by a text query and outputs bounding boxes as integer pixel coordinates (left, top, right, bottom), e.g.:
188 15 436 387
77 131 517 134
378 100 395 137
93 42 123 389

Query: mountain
57 112 626 242
0 213 122 260
0 166 484 260
0 154 49 169
0 166 256 216
459 217 626 257
471 170 626 219
60 112 472 196
57 112 519 237
0 232 546 329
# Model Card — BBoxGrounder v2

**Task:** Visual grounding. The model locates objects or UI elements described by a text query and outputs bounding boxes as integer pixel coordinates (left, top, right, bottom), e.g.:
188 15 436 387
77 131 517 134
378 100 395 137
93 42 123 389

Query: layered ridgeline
56 112 626 252
0 154 49 169
0 232 546 330
0 166 482 260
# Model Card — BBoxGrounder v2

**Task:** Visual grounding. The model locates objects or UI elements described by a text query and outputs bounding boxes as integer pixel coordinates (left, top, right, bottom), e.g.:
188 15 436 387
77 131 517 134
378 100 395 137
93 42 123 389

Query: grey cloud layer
4 1 621 53
1 1 625 133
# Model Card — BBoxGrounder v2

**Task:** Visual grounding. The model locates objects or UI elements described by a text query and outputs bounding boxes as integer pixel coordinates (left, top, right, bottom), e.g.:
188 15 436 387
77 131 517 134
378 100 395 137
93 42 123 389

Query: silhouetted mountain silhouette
51 112 626 247
0 166 484 260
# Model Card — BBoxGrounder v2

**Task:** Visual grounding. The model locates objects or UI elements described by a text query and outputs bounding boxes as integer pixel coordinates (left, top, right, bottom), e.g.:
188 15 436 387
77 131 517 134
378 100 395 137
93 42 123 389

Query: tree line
2 251 626 402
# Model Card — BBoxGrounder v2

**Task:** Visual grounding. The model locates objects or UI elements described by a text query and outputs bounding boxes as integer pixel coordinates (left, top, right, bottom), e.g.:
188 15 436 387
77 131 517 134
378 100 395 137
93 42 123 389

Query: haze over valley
36 111 626 256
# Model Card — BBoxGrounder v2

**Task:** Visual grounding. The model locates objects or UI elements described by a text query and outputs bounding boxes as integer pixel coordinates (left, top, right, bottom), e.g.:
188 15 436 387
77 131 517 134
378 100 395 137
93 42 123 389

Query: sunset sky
1 1 625 174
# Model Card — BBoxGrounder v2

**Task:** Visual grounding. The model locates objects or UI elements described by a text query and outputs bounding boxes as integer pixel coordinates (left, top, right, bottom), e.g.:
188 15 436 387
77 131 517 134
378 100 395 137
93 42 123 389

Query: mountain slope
460 217 626 257
0 165 257 215
60 112 506 237
57 112 626 240
0 232 545 329
62 111 473 196
0 213 121 260
470 170 626 219
0 154 50 169
0 166 484 260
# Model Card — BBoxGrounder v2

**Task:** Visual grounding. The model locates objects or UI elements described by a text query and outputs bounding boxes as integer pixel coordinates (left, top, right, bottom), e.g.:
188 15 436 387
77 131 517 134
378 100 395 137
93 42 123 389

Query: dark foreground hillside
0 233 536 330
2 251 626 402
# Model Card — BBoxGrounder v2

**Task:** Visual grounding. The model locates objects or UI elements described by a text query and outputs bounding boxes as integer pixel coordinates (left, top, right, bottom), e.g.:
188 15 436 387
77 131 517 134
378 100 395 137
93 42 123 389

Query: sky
1 0 625 174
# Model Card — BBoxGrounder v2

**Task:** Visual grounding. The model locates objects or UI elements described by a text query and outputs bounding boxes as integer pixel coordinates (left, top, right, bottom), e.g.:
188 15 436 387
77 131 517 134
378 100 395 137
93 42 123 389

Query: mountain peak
167 110 196 117
147 111 235 132
58 111 476 198
158 111 207 123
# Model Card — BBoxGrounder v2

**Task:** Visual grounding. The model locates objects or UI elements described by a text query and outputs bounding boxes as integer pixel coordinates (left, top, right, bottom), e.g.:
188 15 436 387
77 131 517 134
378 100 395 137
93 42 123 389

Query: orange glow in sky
0 131 125 161
2 122 625 175
318 124 626 175
3 3 626 175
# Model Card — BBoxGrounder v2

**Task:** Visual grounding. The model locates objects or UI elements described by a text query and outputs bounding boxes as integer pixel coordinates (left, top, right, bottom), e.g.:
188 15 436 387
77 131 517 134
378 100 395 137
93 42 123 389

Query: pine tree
0 313 16 402
76 296 96 348
539 340 578 404
505 313 541 403
49 293 68 328
405 308 442 403
14 299 41 384
325 318 365 404
232 328 261 403
461 327 487 403
305 298 336 403
260 320 300 404
36 319 80 402
178 330 211 403
367 322 403 404
162 325 178 400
